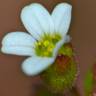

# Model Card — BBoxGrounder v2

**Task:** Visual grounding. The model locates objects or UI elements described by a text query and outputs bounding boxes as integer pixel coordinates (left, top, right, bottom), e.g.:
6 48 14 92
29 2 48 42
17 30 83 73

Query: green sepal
59 43 73 57
40 43 78 94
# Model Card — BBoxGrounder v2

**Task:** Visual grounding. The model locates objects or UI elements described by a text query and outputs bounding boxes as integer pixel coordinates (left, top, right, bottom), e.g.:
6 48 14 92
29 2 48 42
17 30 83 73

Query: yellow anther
43 40 49 46
38 42 42 46
43 52 49 56
50 44 54 48
47 47 53 52
35 33 61 57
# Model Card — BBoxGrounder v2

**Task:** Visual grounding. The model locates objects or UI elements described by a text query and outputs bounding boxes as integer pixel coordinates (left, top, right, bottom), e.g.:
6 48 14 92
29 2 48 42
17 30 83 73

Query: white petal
21 56 55 76
1 32 36 56
52 3 72 37
21 3 54 40
2 32 36 46
1 46 35 56
65 35 71 43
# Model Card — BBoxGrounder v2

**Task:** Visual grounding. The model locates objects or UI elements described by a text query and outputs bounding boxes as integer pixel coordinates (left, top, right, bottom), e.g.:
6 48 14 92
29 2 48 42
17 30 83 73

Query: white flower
1 3 72 76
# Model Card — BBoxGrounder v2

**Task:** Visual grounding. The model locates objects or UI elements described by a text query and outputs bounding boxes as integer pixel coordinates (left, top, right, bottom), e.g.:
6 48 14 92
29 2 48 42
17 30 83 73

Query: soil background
0 0 96 96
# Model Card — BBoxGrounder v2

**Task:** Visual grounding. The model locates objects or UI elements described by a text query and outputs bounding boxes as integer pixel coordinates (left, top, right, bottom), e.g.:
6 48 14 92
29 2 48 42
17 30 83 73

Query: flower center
35 33 61 57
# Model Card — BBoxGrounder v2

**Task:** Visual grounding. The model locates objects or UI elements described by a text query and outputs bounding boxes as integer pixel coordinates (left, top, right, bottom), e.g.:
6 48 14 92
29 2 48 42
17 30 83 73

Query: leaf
84 68 93 96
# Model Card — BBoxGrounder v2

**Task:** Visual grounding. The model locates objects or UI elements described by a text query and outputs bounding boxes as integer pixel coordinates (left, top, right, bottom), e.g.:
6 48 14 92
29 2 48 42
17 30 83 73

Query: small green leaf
84 68 93 96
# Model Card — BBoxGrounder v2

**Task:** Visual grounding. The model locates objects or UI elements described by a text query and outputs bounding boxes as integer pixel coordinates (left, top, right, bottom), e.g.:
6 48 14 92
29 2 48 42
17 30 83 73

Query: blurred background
0 0 96 96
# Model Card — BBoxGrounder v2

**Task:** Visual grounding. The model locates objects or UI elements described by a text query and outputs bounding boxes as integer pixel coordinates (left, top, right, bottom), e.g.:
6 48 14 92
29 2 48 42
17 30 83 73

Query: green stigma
35 33 61 57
